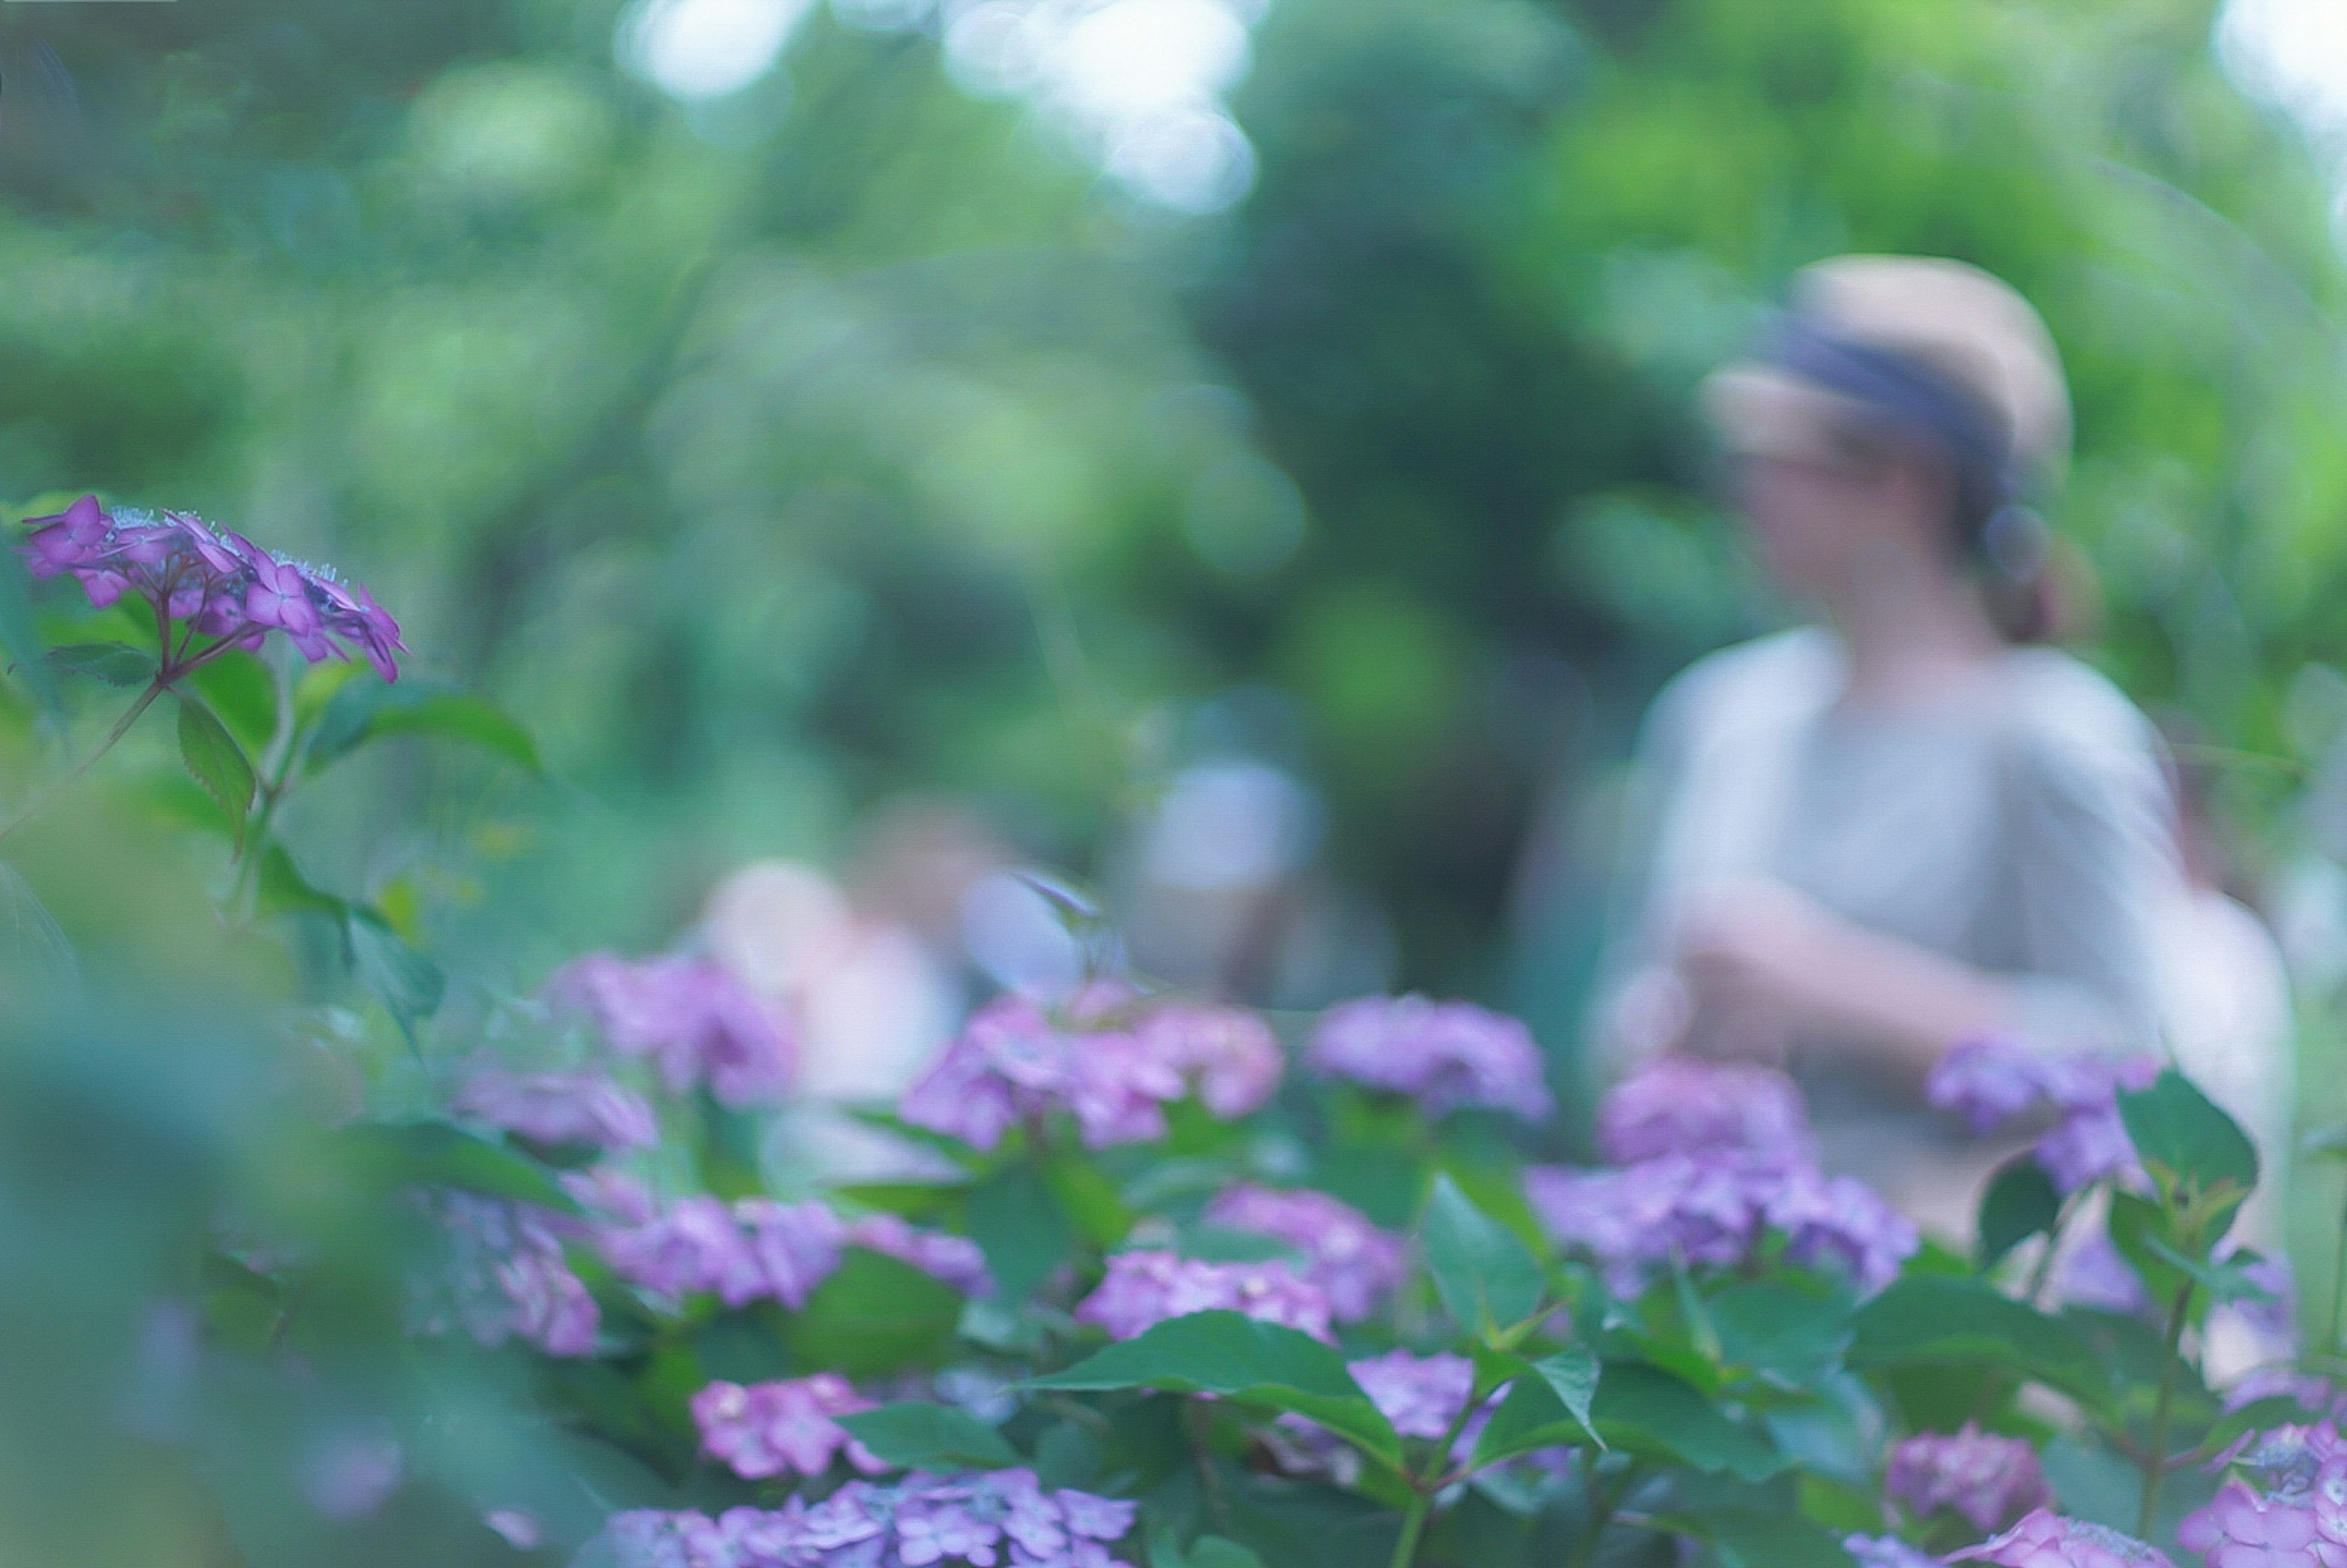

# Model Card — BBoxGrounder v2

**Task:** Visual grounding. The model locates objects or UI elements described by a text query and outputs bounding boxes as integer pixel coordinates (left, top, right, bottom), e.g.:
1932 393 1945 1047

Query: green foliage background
2 0 2341 1027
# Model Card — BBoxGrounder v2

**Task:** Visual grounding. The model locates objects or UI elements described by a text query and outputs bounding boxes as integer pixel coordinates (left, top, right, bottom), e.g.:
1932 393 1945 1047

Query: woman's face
1732 432 1945 604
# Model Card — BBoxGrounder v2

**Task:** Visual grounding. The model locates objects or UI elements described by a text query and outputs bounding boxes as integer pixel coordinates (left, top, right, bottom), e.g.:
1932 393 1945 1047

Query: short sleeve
1995 660 2180 1050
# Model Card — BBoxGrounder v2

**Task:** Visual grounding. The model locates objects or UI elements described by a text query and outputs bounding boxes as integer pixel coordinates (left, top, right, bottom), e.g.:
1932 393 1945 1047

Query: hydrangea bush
1 496 2341 1568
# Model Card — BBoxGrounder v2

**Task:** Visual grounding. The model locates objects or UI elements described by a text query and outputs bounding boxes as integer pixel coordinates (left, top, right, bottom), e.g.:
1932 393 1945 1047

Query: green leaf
332 1120 579 1212
345 909 445 1039
782 1248 964 1378
1027 1310 1404 1467
964 1163 1074 1304
307 679 542 777
1469 1345 1603 1466
2118 1069 2258 1198
1849 1275 2110 1408
0 518 61 719
47 642 156 687
256 843 346 918
2106 1189 2189 1305
1976 1155 2062 1271
177 695 255 847
837 1402 1021 1471
1188 1541 1270 1568
186 650 280 756
1667 1509 1856 1568
1422 1173 1547 1339
1709 1281 1854 1387
1592 1360 1783 1480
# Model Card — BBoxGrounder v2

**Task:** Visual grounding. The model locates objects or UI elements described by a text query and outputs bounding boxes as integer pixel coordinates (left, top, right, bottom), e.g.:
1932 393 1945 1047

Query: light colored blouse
1602 628 2186 1236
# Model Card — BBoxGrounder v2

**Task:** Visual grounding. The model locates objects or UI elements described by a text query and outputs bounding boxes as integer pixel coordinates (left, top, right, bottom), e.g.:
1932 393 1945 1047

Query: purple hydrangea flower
735 1198 849 1310
597 1194 770 1306
299 1432 405 1520
1134 1002 1285 1118
1527 1151 1915 1298
415 1190 598 1357
2057 1237 2152 1316
1928 1036 2071 1135
1348 1349 1477 1445
1307 994 1552 1121
483 1510 543 1549
546 953 795 1107
2178 1480 2329 1568
691 1374 884 1480
1595 1057 1814 1163
581 1471 1136 1568
1846 1536 1942 1568
1886 1423 2052 1534
844 1212 996 1297
1947 1511 2176 1567
898 994 1189 1152
1202 1184 1406 1324
1073 1250 1334 1343
560 1167 661 1227
2034 1099 2142 1197
450 1066 658 1150
21 496 404 680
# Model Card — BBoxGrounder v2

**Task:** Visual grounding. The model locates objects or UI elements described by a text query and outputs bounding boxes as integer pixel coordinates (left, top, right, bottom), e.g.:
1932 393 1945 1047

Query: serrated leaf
346 908 444 1039
781 1249 965 1378
1470 1345 1603 1467
1422 1173 1547 1339
177 695 255 849
307 678 542 777
2118 1069 2258 1198
1977 1155 2062 1271
837 1402 1021 1471
48 642 156 687
1026 1310 1403 1467
1849 1275 2110 1409
333 1120 579 1212
186 650 279 755
1590 1360 1783 1479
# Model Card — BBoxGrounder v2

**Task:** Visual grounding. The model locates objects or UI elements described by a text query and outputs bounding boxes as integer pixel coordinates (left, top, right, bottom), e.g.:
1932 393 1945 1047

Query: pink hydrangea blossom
689 1375 884 1480
1948 1510 2175 1567
843 1212 996 1297
1886 1423 2051 1534
1073 1250 1334 1343
1134 1002 1285 1118
546 952 794 1107
587 1471 1137 1568
416 1190 598 1357
450 1066 658 1150
2178 1480 2330 1568
1595 1057 1814 1163
1307 995 1552 1120
898 994 1184 1152
1202 1183 1406 1323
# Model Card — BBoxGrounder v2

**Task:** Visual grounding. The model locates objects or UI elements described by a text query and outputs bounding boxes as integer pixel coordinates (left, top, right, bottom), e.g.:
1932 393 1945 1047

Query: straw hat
1704 255 2072 491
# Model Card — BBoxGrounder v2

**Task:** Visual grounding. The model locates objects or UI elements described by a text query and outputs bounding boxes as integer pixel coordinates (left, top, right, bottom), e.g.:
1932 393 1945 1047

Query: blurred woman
1595 255 2187 1239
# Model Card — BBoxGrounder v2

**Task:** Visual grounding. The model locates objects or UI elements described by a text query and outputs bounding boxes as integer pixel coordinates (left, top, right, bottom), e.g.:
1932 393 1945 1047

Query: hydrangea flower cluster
2176 1424 2347 1568
1527 1062 1915 1297
1948 1510 2176 1567
898 991 1282 1153
23 494 403 680
413 1190 597 1357
598 1196 990 1308
691 1375 884 1481
450 1066 658 1151
1886 1423 2052 1534
1925 1036 2158 1196
1201 1184 1407 1324
1270 1350 1490 1482
584 1470 1137 1567
1307 994 1552 1120
1846 1536 1942 1568
1073 1250 1334 1343
548 952 795 1108
1593 1055 1815 1164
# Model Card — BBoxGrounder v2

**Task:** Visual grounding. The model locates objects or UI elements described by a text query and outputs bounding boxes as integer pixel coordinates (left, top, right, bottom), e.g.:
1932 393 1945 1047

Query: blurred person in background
1593 255 2198 1240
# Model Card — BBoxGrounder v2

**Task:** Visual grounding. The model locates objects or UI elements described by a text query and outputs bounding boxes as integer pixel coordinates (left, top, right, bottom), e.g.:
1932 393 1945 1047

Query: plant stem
0 677 166 844
1387 1494 1430 1568
2137 1280 2195 1540
2022 1190 2081 1307
2330 1174 2347 1356
1570 1459 1642 1568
